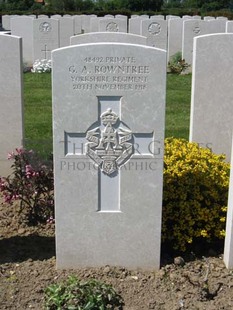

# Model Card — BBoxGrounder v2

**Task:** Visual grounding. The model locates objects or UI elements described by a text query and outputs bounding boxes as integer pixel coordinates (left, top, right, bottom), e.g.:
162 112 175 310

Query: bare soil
1 199 233 310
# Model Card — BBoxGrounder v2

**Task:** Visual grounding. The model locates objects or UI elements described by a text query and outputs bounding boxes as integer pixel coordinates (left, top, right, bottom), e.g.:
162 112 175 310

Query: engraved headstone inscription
52 42 166 269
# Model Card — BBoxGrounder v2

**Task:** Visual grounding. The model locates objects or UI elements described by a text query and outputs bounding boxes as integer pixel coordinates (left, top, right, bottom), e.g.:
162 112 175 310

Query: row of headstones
1 30 233 269
2 14 232 66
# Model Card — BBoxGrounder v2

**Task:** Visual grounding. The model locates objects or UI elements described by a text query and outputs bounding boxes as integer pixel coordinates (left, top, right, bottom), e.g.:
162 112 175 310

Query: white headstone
193 15 202 20
73 15 82 35
33 18 59 61
166 15 180 20
141 19 168 50
38 15 48 19
70 32 147 46
204 16 215 20
206 19 227 33
11 16 34 66
167 18 184 61
129 16 147 35
0 34 24 176
59 17 74 47
150 15 164 20
52 42 166 269
99 18 127 33
226 21 233 32
2 15 18 30
183 15 192 19
51 14 61 19
224 137 233 269
2 15 11 30
81 15 97 33
90 17 99 32
217 16 228 20
182 19 205 65
115 15 128 21
190 33 233 161
182 19 227 65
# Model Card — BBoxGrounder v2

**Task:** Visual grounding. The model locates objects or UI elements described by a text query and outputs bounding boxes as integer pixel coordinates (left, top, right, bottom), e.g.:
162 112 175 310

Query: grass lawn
23 72 192 155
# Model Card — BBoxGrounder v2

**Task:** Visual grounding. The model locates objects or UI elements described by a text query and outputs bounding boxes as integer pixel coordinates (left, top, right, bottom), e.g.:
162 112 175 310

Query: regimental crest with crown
86 108 133 175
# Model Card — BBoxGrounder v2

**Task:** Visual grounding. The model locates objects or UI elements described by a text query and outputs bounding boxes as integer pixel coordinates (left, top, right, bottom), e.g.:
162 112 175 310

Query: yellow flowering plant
162 138 230 252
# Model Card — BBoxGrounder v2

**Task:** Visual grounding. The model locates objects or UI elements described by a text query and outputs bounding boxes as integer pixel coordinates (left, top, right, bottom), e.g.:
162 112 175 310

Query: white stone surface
204 16 215 20
0 34 24 177
193 15 202 20
226 21 233 32
182 19 227 65
224 137 233 269
141 19 167 50
73 15 82 35
166 15 180 20
59 17 74 47
115 15 128 21
37 15 48 19
99 18 127 33
33 18 59 61
129 16 148 35
150 15 164 20
182 19 205 65
2 15 11 30
190 33 233 161
81 14 97 33
52 42 166 269
51 15 61 19
217 16 228 20
90 17 99 32
70 32 147 45
11 16 34 65
167 18 185 61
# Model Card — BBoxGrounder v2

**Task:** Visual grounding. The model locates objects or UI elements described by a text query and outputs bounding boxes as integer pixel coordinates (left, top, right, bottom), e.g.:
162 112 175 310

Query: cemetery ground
1 73 233 309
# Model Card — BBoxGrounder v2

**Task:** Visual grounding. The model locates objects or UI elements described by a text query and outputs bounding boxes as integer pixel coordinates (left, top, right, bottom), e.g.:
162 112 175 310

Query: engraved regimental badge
106 22 119 32
39 22 52 33
86 109 133 175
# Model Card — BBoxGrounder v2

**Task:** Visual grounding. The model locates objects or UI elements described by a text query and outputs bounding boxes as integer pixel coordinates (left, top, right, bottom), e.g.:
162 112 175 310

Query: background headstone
190 33 233 161
99 18 127 33
59 17 74 47
0 34 24 177
33 18 59 61
141 19 167 49
70 32 147 45
52 42 166 269
11 16 34 66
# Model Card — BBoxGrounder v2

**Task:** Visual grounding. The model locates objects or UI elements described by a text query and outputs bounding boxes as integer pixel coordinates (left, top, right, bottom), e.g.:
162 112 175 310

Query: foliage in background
1 0 233 14
168 52 190 74
162 138 230 252
44 276 124 309
0 148 54 224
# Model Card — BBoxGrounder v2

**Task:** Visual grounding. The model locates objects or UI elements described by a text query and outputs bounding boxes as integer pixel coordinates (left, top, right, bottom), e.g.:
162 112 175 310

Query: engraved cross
64 96 155 212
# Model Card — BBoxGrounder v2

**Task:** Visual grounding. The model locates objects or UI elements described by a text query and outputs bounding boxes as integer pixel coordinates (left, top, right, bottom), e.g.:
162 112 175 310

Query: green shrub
168 52 190 74
44 276 124 310
162 138 230 252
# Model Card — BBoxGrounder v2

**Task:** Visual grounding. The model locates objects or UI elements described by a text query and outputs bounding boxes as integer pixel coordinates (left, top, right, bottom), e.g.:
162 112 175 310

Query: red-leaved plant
0 148 54 224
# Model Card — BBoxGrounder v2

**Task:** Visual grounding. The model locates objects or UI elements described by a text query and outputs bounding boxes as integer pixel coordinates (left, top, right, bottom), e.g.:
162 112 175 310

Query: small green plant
168 52 190 74
44 276 124 310
162 138 230 252
0 148 54 224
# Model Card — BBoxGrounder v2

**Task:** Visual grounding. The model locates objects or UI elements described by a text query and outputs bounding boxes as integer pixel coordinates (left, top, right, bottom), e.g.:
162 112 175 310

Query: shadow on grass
0 234 55 264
